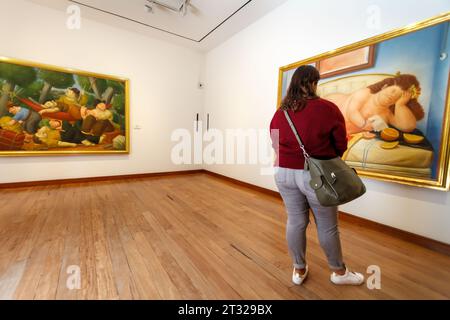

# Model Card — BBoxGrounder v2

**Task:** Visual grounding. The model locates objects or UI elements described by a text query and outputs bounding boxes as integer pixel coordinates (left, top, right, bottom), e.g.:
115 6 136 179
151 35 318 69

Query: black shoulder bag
284 110 366 207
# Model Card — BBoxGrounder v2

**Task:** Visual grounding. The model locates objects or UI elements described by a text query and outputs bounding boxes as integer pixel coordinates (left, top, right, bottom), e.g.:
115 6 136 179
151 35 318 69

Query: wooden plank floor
0 173 449 300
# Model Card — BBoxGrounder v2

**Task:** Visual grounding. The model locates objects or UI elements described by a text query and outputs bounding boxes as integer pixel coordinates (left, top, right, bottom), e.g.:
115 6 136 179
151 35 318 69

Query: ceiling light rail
145 0 191 16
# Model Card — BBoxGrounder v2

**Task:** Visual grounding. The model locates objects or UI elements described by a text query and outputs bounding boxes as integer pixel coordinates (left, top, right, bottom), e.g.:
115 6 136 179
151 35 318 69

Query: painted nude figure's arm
388 91 417 132
345 89 372 131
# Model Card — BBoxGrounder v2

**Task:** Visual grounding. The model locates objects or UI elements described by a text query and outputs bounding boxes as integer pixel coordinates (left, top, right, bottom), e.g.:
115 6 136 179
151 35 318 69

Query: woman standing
270 65 364 286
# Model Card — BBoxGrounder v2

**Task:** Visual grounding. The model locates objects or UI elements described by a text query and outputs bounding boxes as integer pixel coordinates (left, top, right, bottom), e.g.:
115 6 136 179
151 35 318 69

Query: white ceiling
29 0 287 51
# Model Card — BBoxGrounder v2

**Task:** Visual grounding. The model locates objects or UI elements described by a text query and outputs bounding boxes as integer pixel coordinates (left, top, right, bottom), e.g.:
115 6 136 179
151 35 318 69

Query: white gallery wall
203 0 450 244
0 0 204 182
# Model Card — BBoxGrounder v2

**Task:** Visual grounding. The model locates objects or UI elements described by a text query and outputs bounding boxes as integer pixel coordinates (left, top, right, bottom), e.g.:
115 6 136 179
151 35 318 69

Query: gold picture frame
0 56 130 156
277 12 450 191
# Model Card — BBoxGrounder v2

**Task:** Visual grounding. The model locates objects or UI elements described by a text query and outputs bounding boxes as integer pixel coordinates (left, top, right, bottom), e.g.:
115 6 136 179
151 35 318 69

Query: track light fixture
145 0 191 16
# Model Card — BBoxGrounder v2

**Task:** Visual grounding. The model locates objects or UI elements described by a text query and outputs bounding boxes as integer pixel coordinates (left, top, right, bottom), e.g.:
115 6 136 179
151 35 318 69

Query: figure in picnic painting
81 100 115 137
33 119 100 148
39 87 87 120
6 103 41 134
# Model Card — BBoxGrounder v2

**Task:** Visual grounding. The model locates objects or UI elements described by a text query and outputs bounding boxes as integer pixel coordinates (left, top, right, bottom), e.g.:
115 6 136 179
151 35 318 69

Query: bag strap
283 110 310 159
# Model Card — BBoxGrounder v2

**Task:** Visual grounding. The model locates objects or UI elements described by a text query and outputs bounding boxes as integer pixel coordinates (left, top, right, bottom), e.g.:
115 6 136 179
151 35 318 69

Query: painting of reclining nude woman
0 57 129 155
278 14 450 190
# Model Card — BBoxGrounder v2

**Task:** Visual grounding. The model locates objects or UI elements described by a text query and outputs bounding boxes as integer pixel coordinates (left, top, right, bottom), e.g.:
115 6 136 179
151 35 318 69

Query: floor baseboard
0 170 204 189
1 169 448 256
338 212 450 256
203 170 282 199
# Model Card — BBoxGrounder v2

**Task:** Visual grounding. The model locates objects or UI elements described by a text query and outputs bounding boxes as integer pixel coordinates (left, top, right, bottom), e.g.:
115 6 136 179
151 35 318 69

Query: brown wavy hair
281 65 320 112
367 74 425 121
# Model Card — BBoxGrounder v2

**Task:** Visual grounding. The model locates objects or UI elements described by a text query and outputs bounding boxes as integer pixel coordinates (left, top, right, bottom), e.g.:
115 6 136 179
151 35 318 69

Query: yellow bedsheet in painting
342 133 432 177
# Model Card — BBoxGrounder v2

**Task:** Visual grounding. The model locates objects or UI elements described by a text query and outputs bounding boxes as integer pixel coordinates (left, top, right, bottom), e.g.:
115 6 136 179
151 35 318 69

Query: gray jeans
275 167 345 270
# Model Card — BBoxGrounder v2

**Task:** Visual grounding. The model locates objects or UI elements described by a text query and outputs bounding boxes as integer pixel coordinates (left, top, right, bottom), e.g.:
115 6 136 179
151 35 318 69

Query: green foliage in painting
76 75 107 99
112 93 125 116
39 70 75 89
0 62 37 87
19 80 45 102
0 62 37 116
106 80 125 95
38 70 75 103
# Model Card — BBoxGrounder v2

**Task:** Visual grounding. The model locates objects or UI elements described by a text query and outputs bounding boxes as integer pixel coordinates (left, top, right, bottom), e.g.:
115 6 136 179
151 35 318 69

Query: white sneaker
330 268 364 286
292 265 309 285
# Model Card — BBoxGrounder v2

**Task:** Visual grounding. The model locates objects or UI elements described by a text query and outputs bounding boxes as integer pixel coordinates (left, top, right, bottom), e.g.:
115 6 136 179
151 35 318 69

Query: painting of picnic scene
0 58 128 155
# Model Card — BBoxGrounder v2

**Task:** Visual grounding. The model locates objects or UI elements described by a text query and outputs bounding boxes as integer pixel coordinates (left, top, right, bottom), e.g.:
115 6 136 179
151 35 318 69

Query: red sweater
270 98 347 169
